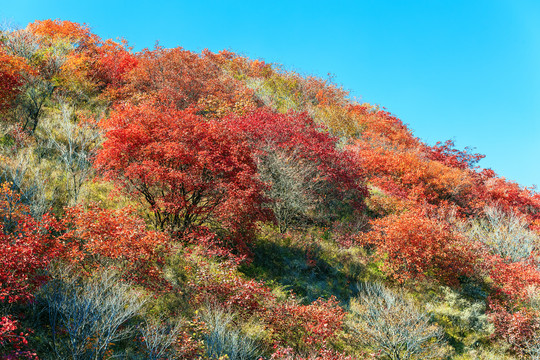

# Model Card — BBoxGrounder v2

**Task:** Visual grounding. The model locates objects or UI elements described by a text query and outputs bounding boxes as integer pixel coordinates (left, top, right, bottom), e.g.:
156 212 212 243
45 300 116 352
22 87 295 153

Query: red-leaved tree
121 46 257 117
0 183 62 359
95 102 268 252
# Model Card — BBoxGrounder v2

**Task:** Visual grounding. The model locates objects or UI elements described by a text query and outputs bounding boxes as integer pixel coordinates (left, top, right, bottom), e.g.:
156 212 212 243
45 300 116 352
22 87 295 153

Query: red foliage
0 186 62 303
121 46 257 117
362 211 476 285
60 205 170 291
195 270 272 315
488 300 539 355
0 215 60 303
93 39 138 92
486 257 540 301
351 137 480 211
425 140 485 170
474 246 540 350
229 109 368 213
95 102 268 251
0 184 61 359
0 316 37 360
0 50 31 113
481 175 540 219
265 296 345 352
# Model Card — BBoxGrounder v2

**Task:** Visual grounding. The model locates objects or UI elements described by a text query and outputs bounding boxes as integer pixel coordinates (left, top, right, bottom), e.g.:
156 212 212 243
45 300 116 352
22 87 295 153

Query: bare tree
43 267 145 360
467 206 538 263
41 101 101 204
348 283 447 360
257 148 322 233
0 149 53 222
525 335 540 360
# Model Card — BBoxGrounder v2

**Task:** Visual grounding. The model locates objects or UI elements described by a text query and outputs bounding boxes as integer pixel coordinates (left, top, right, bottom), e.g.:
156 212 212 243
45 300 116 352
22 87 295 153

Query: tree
228 109 368 232
42 101 101 204
95 102 267 249
122 46 257 117
362 210 475 286
1 26 65 132
0 49 31 114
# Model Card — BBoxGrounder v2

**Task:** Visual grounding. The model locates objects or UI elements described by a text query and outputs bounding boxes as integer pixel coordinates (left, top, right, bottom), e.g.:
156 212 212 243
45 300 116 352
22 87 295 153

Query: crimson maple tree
95 102 268 251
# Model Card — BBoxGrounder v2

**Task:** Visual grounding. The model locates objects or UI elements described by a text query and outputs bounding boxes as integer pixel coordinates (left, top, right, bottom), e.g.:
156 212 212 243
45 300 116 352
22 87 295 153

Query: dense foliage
1 19 539 359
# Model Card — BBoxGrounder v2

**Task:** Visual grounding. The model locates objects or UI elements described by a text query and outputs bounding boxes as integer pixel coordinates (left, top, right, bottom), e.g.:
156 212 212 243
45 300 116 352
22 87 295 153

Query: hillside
1 19 540 359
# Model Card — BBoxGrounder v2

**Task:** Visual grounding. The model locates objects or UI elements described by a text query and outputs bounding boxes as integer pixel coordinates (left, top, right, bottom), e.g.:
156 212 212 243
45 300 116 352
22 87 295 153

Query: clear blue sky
2 0 539 187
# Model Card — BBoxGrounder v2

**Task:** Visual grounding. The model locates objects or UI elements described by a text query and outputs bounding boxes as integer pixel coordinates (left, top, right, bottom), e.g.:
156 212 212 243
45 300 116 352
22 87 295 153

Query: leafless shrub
43 267 145 360
468 206 538 263
257 148 321 233
0 150 53 220
1 26 41 61
200 306 262 360
41 101 101 204
139 317 185 360
348 282 447 360
525 335 540 360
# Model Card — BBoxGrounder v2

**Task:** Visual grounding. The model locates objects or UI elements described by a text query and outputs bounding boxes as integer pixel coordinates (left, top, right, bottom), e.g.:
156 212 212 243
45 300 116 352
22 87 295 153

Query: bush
362 211 475 286
43 268 145 359
138 317 186 360
229 109 367 232
348 282 448 360
96 102 268 252
200 306 262 360
467 206 538 263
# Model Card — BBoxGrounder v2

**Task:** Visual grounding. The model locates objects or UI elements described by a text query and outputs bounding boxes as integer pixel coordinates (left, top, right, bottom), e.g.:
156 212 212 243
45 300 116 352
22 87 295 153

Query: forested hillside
2 20 540 359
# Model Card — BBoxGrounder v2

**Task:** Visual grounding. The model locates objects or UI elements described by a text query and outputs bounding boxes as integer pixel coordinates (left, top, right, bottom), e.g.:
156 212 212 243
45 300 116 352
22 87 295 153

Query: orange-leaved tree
0 50 32 114
121 46 257 117
362 210 476 286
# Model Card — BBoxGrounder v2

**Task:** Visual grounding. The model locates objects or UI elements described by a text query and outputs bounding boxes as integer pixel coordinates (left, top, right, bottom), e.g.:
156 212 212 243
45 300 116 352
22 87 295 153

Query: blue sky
2 0 539 187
